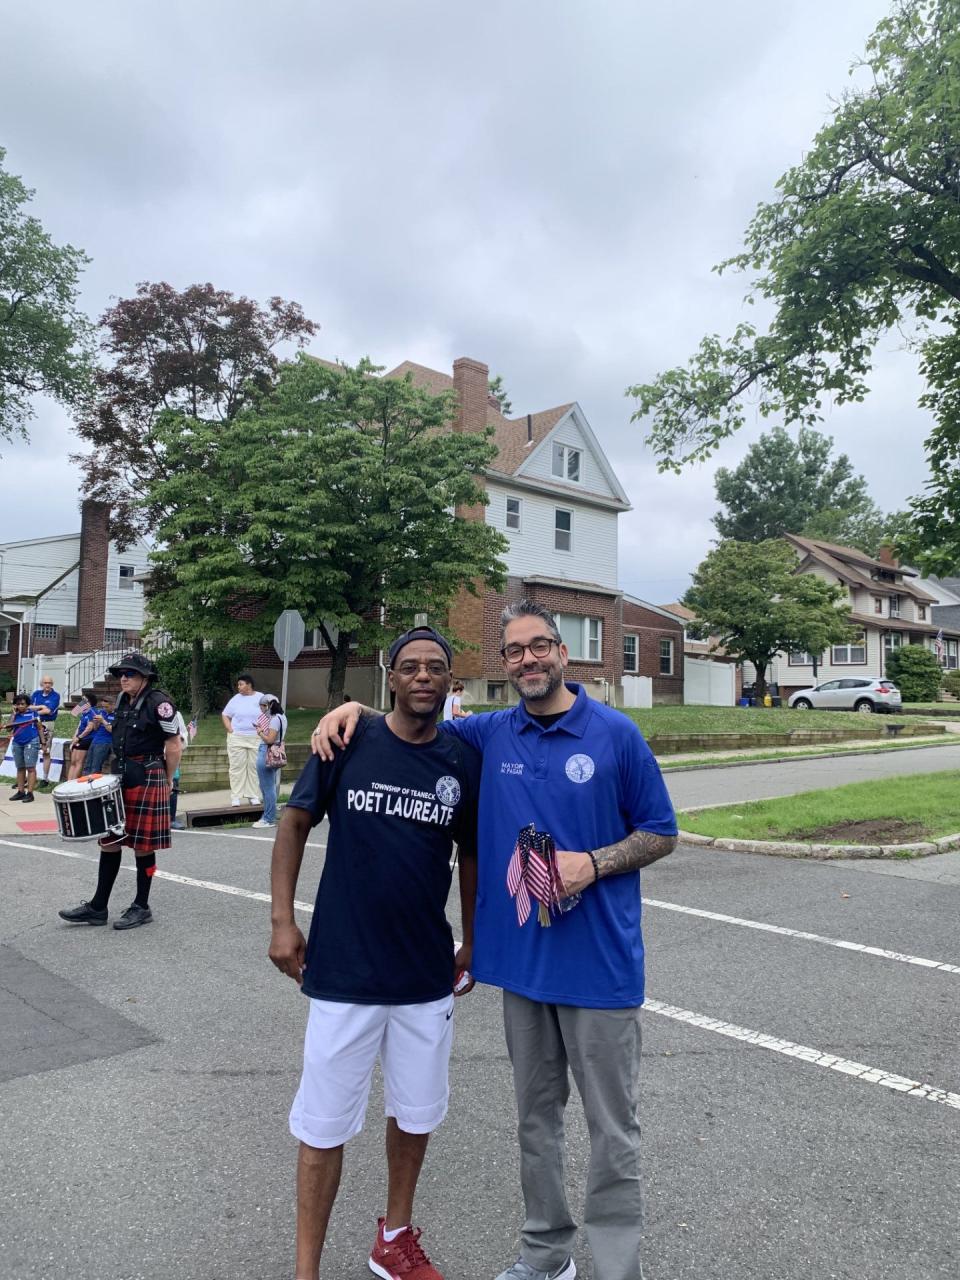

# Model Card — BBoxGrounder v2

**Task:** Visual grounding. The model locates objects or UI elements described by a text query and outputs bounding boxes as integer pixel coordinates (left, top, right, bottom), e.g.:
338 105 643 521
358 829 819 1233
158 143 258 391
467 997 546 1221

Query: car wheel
793 698 813 710
854 699 874 714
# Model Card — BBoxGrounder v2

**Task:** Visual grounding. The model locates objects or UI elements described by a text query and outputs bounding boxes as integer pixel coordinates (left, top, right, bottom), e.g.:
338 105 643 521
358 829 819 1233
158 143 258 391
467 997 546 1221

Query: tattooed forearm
593 829 677 877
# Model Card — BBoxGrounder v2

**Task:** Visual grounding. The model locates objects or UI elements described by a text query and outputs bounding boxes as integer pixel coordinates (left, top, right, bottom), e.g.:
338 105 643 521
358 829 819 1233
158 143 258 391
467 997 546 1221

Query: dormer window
552 443 581 482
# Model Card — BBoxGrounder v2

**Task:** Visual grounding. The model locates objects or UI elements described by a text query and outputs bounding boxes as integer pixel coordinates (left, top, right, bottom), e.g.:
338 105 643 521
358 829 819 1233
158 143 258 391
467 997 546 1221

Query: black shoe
21 793 35 803
9 790 25 801
58 900 108 925
113 903 153 930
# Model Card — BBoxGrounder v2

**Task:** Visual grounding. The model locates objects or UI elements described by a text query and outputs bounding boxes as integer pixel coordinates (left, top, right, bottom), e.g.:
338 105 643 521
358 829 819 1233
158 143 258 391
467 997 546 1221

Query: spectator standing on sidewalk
84 696 116 775
4 694 42 803
28 675 61 783
253 694 286 829
222 673 263 807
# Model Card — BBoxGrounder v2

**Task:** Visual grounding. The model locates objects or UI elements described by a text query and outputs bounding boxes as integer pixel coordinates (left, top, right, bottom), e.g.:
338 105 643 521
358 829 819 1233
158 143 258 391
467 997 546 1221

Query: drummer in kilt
59 652 182 932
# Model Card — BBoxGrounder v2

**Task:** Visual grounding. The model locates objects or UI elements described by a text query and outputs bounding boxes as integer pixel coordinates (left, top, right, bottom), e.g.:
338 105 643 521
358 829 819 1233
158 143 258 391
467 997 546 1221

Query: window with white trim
883 633 902 659
0 626 9 655
788 651 820 666
659 638 674 675
832 632 867 664
918 605 927 621
555 613 602 661
554 508 572 552
505 496 521 531
104 628 126 645
118 564 136 590
551 443 581 482
873 597 883 615
34 623 58 640
486 682 507 702
623 633 638 673
947 639 959 670
889 594 901 618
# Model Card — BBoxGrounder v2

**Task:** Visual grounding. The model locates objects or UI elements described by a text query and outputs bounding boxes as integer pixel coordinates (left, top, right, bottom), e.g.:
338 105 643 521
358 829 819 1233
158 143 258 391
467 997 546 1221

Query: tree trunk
190 636 206 720
750 658 771 705
326 635 352 708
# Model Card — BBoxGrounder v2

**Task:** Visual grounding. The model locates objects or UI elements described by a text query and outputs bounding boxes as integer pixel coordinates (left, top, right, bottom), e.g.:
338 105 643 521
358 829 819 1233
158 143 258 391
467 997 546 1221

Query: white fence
684 658 736 706
621 674 653 708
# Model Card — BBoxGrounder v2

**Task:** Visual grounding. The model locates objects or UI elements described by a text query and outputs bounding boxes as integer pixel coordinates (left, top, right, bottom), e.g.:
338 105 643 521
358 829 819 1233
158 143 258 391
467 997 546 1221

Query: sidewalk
0 785 262 838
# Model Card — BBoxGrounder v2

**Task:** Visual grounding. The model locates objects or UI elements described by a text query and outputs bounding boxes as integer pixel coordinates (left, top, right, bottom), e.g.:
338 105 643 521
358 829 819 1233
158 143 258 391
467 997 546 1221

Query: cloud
0 0 930 599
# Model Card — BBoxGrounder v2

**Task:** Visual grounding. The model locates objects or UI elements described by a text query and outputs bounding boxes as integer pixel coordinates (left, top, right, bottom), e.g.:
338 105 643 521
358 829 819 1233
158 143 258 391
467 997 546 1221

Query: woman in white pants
221 673 263 806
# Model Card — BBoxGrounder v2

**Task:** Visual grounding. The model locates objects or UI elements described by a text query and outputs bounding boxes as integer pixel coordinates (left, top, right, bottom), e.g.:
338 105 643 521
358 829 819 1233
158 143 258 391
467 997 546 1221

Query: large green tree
628 0 960 569
713 425 904 552
684 540 853 703
0 147 92 446
146 357 508 705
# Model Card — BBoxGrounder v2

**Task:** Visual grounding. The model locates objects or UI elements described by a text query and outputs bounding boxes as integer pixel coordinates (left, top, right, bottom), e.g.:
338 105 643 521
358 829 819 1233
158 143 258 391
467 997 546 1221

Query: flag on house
935 628 945 662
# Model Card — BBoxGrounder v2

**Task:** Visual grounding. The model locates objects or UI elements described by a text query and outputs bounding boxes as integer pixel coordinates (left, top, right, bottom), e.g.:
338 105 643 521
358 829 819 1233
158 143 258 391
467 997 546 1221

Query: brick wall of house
622 600 684 704
76 499 111 651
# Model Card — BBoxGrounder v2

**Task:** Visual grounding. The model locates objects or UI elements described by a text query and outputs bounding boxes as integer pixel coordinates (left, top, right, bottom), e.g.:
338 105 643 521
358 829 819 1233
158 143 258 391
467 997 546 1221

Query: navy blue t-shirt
287 716 481 1005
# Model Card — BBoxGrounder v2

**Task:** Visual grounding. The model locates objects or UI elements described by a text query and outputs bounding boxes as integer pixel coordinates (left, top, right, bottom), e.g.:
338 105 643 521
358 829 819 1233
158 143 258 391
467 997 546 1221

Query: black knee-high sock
90 850 122 910
135 854 156 907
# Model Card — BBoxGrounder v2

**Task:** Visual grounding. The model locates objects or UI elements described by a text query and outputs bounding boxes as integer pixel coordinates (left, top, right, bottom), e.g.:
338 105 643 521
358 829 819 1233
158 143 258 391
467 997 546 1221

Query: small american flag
70 699 91 717
936 628 945 662
507 823 565 927
187 717 198 741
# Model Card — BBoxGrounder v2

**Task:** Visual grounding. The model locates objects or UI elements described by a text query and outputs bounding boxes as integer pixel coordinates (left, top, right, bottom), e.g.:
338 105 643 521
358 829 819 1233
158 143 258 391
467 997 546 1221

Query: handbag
265 717 287 770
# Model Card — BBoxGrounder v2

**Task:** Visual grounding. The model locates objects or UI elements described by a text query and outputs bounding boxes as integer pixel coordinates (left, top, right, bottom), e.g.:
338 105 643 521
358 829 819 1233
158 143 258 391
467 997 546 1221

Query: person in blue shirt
314 601 678 1280
84 696 116 775
28 675 61 783
67 699 99 780
4 693 42 803
271 626 480 1280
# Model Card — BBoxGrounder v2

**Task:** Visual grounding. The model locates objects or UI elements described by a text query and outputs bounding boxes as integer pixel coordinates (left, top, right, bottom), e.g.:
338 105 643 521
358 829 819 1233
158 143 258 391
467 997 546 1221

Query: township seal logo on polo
436 775 461 806
565 753 595 783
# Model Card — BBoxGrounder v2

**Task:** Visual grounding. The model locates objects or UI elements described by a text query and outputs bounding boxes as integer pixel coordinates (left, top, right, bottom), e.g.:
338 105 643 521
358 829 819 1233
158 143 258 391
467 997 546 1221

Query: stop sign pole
273 610 306 709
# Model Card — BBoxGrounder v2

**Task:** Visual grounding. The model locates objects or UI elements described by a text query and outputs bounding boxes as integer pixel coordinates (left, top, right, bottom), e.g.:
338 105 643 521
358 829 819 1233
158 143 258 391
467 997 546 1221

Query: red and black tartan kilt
120 762 171 854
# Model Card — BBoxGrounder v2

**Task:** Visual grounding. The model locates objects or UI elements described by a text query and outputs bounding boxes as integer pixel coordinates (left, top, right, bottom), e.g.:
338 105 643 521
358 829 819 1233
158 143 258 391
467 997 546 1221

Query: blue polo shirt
443 684 677 1009
90 710 115 745
31 688 60 724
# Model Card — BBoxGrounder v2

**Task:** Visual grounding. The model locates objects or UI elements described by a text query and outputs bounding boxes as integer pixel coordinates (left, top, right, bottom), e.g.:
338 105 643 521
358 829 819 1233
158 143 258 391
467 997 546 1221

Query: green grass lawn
180 701 942 747
678 770 960 844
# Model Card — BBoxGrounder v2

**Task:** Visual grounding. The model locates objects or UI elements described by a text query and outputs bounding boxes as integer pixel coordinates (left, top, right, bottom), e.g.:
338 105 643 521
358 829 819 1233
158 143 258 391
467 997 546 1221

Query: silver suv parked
787 678 902 714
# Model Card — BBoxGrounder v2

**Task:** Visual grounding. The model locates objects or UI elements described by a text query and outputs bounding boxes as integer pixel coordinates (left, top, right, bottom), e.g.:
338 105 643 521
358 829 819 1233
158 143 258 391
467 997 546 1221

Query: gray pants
502 990 645 1280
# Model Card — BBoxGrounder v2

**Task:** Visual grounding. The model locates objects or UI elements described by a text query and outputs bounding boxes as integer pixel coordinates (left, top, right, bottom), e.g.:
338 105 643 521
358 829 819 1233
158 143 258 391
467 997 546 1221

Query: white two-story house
752 534 960 696
246 355 640 706
0 500 151 692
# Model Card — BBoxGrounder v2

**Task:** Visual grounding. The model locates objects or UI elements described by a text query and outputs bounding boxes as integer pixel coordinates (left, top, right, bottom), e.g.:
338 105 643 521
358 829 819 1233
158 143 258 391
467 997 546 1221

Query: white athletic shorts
289 994 455 1149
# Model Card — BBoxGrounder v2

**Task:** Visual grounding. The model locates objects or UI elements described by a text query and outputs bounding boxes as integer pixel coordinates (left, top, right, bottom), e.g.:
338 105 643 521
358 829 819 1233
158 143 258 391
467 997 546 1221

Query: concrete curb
677 830 960 860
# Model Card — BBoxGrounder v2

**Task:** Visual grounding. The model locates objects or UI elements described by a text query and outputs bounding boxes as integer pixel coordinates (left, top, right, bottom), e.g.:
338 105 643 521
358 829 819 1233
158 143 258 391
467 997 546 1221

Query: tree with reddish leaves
73 281 318 544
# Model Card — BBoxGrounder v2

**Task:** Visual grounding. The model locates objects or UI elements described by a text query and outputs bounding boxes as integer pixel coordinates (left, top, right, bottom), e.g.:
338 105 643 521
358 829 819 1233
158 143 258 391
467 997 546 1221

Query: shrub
885 644 943 703
155 644 249 716
0 669 16 697
943 669 960 698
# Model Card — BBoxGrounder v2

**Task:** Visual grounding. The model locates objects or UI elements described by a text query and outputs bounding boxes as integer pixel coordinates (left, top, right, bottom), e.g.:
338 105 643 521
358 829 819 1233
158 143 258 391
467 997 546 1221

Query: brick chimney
878 543 900 568
452 357 489 436
450 358 489 679
76 499 111 652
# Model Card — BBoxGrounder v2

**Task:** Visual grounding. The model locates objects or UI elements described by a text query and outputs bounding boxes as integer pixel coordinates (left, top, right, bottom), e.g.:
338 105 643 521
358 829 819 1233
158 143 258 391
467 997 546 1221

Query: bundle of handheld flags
507 822 577 927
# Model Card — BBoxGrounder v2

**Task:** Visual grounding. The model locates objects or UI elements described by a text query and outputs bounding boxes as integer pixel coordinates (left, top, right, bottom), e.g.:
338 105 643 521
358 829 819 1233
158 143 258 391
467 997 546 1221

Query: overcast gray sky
1 0 928 604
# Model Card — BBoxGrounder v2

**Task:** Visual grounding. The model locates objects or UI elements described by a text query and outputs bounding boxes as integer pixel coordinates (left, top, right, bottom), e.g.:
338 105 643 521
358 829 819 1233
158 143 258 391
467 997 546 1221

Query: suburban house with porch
246 354 684 707
743 535 960 697
0 500 150 697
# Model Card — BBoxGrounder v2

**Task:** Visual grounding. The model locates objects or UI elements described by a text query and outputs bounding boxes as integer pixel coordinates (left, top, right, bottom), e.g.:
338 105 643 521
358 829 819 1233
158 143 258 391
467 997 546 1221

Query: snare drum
52 774 126 841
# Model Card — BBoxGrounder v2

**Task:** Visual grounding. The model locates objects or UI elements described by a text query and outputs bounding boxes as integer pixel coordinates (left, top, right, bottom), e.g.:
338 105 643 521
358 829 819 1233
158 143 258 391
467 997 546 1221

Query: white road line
176 826 328 850
644 898 960 975
645 998 960 1112
0 838 316 914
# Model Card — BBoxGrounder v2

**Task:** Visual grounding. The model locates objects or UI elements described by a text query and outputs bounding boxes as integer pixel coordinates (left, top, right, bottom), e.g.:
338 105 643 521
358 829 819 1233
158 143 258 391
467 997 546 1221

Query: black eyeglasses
394 659 450 677
118 670 139 678
500 637 560 664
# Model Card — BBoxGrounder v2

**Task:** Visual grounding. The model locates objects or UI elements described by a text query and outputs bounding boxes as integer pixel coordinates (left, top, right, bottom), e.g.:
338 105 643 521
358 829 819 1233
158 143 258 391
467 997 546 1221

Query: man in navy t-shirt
270 626 480 1280
314 601 679 1280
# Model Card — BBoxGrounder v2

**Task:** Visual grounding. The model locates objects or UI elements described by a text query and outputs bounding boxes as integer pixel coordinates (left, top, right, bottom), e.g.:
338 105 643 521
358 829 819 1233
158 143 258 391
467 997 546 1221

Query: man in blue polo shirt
28 675 61 783
314 601 678 1280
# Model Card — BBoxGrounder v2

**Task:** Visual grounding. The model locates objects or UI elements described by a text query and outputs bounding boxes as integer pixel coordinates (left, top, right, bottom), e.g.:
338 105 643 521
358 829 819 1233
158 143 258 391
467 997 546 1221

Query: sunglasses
117 669 140 678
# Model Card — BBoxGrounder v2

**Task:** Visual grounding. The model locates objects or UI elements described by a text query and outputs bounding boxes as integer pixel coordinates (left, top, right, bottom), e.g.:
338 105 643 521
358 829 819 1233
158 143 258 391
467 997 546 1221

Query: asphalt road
2 806 958 1280
665 741 960 810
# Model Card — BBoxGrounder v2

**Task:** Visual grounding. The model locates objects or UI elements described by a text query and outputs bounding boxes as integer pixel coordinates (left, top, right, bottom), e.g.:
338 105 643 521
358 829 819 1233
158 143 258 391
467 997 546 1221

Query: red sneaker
369 1217 445 1279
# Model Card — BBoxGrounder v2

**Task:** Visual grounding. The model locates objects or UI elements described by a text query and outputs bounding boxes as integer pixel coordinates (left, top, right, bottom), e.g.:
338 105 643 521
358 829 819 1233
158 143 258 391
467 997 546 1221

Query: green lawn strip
661 736 957 771
678 770 960 843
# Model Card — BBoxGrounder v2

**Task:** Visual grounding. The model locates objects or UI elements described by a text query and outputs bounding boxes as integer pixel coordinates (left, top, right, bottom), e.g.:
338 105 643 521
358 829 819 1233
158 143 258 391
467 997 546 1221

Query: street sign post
273 609 306 710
